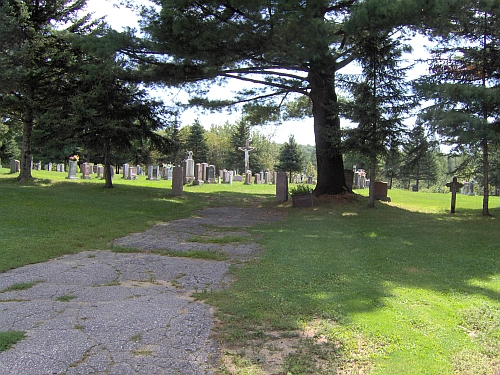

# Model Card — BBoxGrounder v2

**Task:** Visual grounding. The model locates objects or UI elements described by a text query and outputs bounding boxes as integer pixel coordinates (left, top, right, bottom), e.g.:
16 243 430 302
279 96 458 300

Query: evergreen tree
416 0 500 215
341 30 414 206
185 120 209 163
132 0 417 195
401 121 439 191
275 135 305 183
0 0 100 180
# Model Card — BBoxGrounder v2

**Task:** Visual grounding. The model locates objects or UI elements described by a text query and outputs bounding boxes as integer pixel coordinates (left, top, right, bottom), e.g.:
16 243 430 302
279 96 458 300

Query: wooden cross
446 177 464 214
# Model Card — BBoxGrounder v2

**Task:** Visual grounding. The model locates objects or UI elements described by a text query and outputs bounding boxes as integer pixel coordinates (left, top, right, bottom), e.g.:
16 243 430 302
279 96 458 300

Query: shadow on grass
216 196 500 330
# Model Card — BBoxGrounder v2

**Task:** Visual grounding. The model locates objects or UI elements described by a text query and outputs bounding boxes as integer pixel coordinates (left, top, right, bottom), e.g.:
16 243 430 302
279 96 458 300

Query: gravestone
446 177 464 214
184 151 195 184
469 179 475 196
81 163 91 179
207 165 216 183
34 161 41 170
344 170 354 192
67 160 78 179
276 172 288 202
147 165 160 180
254 173 261 184
374 181 390 201
233 175 243 182
274 171 278 185
97 165 104 179
223 170 230 184
194 163 204 185
265 169 271 184
127 166 138 180
245 171 252 185
122 164 129 179
172 166 183 196
229 170 233 185
201 162 208 182
109 165 115 179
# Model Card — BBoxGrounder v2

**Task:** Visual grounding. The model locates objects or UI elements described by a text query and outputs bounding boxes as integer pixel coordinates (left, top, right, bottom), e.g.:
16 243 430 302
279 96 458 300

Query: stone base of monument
291 192 313 208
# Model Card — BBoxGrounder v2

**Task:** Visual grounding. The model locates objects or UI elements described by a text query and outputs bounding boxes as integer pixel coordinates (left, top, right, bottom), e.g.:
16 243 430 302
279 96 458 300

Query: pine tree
0 0 99 181
416 0 500 215
275 135 305 183
401 121 439 191
185 120 209 164
341 30 414 206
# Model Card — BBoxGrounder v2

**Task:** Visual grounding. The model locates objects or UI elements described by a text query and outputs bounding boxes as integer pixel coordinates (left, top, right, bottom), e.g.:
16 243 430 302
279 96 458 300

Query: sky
86 0 430 146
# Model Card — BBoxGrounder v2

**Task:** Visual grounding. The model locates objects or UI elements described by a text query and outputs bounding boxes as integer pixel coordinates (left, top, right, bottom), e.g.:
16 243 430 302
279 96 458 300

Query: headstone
273 171 278 185
233 175 243 182
229 170 233 185
122 164 129 179
223 170 230 184
201 163 208 182
127 166 138 180
34 161 41 170
462 182 469 195
97 165 104 179
412 185 418 192
81 163 91 179
184 151 195 184
344 170 354 192
207 165 216 183
276 172 288 202
265 170 271 184
147 165 160 180
446 177 464 214
245 171 253 185
172 166 183 196
374 181 390 201
109 165 115 179
254 173 261 184
238 139 257 173
194 163 204 185
66 160 78 179
469 179 475 196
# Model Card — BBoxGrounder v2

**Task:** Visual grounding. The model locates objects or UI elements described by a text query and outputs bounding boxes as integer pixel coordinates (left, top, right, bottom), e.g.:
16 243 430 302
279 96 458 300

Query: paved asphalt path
0 207 284 375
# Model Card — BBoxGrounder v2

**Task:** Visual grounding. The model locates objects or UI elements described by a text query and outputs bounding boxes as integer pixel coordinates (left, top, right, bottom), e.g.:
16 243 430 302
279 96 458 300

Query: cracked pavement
0 207 284 375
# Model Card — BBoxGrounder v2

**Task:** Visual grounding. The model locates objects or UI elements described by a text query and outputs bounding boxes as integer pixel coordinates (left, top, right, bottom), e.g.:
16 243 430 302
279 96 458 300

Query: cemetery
2 0 500 373
1 164 500 374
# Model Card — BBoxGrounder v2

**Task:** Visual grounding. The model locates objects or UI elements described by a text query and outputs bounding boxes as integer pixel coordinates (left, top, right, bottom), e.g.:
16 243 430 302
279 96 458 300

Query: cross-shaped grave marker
446 177 464 214
238 139 257 173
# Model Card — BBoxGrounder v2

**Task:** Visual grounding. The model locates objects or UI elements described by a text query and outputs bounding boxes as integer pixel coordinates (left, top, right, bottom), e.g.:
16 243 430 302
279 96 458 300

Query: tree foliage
275 135 305 182
416 0 500 215
0 0 101 180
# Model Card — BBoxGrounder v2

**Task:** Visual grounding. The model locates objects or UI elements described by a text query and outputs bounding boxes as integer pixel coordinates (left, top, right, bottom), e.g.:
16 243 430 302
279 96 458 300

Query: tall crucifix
446 177 464 214
238 139 257 172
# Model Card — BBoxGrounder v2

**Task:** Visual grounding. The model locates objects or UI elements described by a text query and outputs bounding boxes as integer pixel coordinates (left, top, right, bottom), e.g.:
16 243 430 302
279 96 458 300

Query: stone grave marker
207 165 215 183
147 165 160 180
238 139 256 173
122 164 129 179
10 159 20 173
276 172 288 202
172 166 183 196
81 163 91 179
184 151 195 184
127 166 138 180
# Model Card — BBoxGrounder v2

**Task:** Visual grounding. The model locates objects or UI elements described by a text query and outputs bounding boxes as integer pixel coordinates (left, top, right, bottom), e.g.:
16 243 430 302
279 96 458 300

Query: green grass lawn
1 167 499 374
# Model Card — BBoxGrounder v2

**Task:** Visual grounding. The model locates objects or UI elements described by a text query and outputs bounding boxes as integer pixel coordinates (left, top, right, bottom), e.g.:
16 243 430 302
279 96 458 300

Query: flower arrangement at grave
290 184 313 195
69 155 79 162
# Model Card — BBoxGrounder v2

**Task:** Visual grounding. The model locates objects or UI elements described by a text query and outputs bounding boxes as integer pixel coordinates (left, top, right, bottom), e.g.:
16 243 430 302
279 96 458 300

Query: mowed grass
1 167 500 374
0 167 275 272
203 189 500 374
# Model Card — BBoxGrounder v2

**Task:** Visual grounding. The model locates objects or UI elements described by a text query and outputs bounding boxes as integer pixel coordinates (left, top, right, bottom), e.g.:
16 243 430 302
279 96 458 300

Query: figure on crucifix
238 139 257 172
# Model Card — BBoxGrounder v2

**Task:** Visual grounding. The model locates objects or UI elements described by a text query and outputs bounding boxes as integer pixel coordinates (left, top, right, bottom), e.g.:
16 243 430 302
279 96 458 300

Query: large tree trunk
17 102 34 181
309 65 346 196
481 138 489 216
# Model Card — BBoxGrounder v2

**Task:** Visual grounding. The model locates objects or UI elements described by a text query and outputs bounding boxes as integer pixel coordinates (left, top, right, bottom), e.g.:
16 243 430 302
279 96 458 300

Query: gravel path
0 207 284 375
